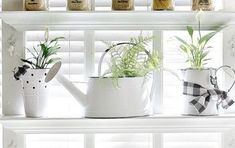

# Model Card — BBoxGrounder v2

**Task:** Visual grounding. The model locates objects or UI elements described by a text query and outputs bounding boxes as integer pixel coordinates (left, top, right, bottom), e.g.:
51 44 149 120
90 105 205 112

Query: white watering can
56 43 155 118
166 66 235 115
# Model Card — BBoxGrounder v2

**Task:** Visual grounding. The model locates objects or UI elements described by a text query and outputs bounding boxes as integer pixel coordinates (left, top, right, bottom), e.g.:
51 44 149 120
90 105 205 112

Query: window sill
1 114 235 134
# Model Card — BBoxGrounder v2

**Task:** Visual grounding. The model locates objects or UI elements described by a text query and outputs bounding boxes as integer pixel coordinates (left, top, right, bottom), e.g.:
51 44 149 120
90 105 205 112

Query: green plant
175 21 222 70
22 31 64 69
103 35 161 86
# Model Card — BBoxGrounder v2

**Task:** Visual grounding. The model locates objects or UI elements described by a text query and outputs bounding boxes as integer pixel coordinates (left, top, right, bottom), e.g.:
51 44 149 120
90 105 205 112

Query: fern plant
175 21 222 70
103 35 161 86
22 31 64 69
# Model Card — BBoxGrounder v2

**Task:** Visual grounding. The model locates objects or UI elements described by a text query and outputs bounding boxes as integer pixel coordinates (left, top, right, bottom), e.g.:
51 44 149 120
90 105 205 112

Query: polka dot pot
21 69 50 118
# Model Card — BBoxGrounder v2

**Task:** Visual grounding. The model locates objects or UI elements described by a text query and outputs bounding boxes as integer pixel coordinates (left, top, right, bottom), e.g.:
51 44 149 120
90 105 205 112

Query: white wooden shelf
2 114 235 134
2 11 235 30
3 115 235 148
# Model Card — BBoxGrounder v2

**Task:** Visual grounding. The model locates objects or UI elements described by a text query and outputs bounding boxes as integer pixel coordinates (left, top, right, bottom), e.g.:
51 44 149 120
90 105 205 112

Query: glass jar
67 0 90 11
192 0 215 11
25 0 48 11
152 0 175 10
112 0 134 11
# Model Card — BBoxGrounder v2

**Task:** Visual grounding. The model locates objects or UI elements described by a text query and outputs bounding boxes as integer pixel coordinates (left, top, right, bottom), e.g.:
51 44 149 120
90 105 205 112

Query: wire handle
97 42 152 77
210 65 235 92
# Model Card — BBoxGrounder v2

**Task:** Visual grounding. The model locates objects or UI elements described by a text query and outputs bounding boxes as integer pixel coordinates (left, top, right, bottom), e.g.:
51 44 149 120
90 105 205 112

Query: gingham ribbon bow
183 81 234 114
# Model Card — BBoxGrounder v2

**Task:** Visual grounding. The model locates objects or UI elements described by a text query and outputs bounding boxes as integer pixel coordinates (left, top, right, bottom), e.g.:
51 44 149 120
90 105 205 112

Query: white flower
196 10 204 22
44 28 49 42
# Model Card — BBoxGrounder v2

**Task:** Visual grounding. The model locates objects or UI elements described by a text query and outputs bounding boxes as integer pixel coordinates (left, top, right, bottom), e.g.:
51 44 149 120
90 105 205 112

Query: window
26 133 222 148
4 0 227 148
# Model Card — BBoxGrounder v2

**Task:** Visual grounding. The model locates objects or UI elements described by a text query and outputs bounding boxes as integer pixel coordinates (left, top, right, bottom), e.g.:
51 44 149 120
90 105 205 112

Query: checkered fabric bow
183 81 234 114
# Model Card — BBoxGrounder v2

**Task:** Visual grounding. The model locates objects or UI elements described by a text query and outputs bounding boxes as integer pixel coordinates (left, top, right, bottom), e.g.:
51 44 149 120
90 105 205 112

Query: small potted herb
103 35 160 87
175 19 223 115
14 30 64 117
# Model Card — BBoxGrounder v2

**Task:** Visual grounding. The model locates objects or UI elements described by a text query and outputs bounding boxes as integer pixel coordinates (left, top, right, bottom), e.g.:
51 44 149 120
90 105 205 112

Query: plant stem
199 20 202 39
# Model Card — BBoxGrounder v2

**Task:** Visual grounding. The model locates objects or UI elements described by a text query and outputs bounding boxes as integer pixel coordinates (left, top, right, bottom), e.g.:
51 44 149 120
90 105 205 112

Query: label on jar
25 0 46 10
112 0 134 10
198 0 211 5
68 0 88 10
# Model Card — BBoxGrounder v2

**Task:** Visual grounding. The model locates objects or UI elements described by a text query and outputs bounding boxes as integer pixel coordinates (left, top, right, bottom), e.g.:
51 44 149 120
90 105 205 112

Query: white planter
56 75 153 118
182 68 218 116
21 69 50 117
86 77 152 118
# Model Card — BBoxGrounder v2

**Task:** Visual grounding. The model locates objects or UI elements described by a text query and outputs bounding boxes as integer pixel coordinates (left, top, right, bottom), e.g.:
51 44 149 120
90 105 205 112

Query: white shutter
26 134 84 148
0 20 2 114
164 133 221 148
95 134 152 148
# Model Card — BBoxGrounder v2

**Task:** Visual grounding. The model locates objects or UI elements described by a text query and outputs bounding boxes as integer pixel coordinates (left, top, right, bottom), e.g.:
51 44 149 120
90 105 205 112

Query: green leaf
49 37 65 44
198 28 221 47
187 26 194 39
21 59 39 68
175 36 191 48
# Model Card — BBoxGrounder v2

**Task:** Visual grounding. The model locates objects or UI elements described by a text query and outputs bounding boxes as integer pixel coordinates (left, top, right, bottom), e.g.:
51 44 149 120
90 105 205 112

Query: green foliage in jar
175 20 222 70
103 35 161 86
22 30 64 69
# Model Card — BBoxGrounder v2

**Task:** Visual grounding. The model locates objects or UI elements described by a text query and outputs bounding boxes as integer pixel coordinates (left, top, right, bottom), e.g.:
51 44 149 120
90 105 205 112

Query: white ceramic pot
86 77 152 118
21 69 50 117
182 68 218 116
56 75 153 118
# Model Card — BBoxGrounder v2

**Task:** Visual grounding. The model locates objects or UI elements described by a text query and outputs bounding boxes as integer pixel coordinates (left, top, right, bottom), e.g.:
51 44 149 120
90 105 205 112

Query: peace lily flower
196 10 204 22
44 28 49 42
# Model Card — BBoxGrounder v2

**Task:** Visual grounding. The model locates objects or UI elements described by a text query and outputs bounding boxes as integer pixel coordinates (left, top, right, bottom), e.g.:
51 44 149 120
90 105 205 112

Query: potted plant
56 35 161 118
14 30 64 117
175 18 224 115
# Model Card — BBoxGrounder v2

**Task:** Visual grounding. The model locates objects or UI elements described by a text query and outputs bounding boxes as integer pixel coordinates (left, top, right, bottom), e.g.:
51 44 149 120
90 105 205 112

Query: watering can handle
210 65 235 92
98 42 152 77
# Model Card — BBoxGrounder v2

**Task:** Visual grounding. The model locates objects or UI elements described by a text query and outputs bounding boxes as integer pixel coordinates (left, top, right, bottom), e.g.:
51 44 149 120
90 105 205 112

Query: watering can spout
56 74 87 107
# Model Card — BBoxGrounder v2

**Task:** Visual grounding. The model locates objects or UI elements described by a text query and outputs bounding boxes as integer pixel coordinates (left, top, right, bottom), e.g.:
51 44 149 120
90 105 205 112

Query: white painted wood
2 22 25 116
1 115 235 134
2 11 234 31
222 130 235 148
152 134 163 148
3 128 25 148
0 124 2 148
222 26 235 113
152 31 163 114
84 134 95 148
84 30 95 78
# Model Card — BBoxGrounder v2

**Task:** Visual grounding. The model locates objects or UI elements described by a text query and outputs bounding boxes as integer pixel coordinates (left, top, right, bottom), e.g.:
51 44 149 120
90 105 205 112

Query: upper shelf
2 11 235 31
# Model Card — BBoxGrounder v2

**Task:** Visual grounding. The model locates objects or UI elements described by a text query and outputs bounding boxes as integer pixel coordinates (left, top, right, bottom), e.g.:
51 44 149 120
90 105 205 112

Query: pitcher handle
210 65 235 92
